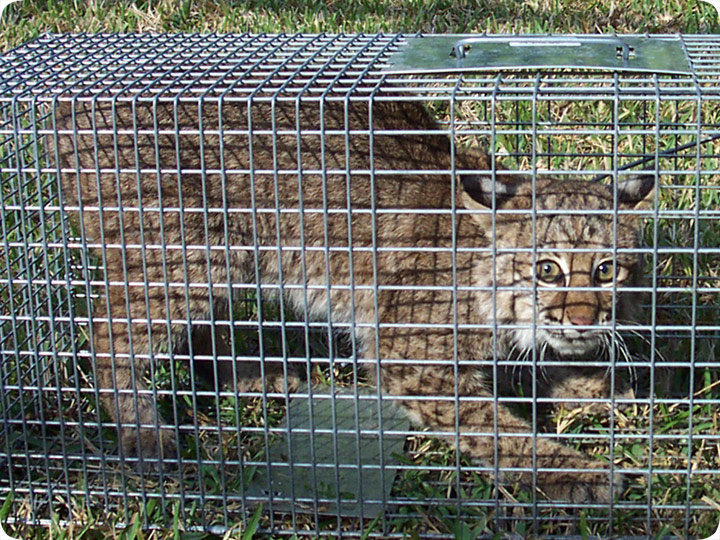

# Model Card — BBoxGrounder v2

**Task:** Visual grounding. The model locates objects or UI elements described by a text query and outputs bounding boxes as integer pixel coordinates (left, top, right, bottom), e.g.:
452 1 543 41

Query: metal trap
1 33 719 538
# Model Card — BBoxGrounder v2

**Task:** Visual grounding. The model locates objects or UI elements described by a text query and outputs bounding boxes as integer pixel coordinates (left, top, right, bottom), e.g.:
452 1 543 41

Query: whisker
507 343 529 391
516 346 533 389
539 342 550 384
612 330 638 388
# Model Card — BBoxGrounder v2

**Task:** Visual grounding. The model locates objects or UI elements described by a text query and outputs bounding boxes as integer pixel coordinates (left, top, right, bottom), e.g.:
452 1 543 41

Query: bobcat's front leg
381 363 623 502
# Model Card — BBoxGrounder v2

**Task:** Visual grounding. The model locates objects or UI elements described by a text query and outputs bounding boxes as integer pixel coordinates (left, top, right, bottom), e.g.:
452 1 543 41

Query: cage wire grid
0 33 719 538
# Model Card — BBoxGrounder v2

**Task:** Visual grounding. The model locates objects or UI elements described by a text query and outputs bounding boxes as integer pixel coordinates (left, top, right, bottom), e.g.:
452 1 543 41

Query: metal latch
384 35 693 75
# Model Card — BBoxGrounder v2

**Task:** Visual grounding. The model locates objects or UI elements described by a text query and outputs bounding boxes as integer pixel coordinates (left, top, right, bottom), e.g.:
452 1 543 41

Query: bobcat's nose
567 313 595 327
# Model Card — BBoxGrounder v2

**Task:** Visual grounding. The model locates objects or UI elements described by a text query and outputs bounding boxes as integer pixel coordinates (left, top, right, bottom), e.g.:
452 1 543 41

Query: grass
0 0 719 51
2 1 720 539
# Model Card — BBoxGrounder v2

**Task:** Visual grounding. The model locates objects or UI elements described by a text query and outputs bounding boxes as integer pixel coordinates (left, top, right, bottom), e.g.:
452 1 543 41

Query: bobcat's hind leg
93 287 177 464
94 277 233 464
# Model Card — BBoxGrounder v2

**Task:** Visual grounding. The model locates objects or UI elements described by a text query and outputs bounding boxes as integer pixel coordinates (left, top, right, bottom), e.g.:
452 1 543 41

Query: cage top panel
1 33 720 101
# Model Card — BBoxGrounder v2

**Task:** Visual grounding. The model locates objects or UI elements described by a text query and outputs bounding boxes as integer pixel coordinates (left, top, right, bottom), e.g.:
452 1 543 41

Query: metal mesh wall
1 33 719 538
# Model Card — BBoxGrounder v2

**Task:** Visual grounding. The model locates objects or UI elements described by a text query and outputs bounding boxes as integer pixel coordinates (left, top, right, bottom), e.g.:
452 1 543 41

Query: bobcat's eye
536 260 563 285
595 261 615 283
594 260 627 285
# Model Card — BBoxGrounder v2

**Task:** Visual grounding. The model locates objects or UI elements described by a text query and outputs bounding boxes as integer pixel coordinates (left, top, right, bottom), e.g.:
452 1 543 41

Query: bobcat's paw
119 424 177 471
553 386 635 419
538 462 624 503
236 360 301 394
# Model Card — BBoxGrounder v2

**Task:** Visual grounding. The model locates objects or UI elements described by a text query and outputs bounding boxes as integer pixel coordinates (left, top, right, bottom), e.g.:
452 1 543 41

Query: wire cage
1 33 719 538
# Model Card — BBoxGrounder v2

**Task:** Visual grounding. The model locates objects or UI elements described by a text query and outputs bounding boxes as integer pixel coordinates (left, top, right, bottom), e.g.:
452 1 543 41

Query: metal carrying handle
385 35 692 75
451 36 635 62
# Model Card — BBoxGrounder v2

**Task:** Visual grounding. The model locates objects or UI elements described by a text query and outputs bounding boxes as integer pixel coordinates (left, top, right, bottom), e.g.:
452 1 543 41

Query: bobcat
52 92 653 503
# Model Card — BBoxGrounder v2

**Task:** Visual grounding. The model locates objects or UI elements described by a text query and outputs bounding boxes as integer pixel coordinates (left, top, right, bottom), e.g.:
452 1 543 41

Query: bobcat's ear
459 174 530 230
617 175 656 210
459 174 525 210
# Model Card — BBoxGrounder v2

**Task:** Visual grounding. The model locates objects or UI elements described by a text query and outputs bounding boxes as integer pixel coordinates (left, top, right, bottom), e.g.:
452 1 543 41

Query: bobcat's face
462 175 653 358
506 245 641 357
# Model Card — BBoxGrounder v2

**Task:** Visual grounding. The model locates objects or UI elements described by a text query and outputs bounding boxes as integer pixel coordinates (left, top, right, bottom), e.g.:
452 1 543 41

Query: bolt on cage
0 33 719 538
